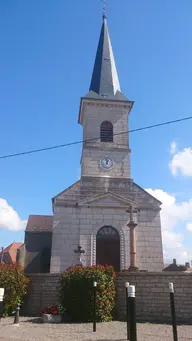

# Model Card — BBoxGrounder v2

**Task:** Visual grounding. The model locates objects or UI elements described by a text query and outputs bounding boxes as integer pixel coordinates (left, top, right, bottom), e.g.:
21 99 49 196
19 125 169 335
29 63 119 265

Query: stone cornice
78 97 134 124
117 271 190 276
53 199 161 212
83 101 132 110
82 143 131 152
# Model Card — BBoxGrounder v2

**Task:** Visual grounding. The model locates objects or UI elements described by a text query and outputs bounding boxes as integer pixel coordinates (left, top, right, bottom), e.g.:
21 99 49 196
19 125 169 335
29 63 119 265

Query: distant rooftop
0 242 24 264
25 215 53 233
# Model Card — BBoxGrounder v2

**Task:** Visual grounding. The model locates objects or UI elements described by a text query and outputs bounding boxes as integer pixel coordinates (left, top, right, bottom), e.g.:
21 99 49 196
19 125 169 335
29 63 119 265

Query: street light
126 206 140 272
0 288 5 321
125 282 130 340
93 281 97 332
128 285 137 341
0 247 4 263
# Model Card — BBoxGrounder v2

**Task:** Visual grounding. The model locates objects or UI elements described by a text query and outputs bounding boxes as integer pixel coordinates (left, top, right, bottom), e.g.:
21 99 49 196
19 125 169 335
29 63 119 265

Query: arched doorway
96 226 120 272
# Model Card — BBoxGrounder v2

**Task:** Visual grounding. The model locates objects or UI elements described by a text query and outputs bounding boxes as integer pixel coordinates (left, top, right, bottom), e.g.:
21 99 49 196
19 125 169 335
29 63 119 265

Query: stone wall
22 272 192 324
116 272 192 323
21 274 60 316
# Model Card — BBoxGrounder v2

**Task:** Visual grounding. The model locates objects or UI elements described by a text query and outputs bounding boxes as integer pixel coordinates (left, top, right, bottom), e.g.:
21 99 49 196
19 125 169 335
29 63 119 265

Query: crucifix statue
74 245 85 266
126 206 140 272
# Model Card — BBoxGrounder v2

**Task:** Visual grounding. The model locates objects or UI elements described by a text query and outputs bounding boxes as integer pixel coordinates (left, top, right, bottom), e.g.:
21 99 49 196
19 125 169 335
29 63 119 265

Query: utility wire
0 116 191 160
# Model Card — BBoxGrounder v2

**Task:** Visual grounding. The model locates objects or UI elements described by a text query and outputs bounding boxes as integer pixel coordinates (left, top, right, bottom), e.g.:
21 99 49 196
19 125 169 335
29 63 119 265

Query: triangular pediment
78 191 138 208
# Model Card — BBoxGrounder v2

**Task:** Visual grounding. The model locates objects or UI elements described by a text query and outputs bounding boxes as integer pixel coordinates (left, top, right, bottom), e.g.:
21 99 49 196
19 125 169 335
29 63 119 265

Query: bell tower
78 15 134 179
50 10 164 275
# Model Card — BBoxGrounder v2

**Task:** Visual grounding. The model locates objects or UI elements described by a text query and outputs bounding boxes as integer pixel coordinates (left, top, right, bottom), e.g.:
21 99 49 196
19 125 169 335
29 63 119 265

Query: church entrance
96 226 120 272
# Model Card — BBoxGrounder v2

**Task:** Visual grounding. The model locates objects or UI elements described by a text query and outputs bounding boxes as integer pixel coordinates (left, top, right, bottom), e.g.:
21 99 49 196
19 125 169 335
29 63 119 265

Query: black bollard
0 288 4 323
125 282 130 340
128 285 137 341
169 283 178 341
93 281 97 332
14 303 20 324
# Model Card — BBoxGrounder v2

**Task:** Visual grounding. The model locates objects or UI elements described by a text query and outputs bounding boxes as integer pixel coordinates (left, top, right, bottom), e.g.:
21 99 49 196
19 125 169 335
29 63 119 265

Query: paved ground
0 317 192 340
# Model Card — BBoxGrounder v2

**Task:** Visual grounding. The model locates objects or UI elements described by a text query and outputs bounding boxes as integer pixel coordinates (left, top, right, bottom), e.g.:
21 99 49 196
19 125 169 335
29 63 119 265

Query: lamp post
125 282 130 340
93 281 97 332
126 206 139 272
74 246 85 266
128 285 137 341
14 303 21 325
0 288 5 322
169 283 178 341
0 247 4 263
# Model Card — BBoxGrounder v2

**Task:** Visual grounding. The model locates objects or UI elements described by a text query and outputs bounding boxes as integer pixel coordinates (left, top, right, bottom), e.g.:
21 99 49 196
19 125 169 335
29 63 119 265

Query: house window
100 121 113 142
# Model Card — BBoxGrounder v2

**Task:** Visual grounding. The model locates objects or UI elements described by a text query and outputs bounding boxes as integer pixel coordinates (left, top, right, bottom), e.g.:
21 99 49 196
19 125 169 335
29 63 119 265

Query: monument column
127 206 139 272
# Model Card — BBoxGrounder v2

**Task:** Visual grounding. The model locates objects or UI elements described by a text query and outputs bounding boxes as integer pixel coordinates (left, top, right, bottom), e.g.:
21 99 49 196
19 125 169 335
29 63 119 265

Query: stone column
127 207 139 272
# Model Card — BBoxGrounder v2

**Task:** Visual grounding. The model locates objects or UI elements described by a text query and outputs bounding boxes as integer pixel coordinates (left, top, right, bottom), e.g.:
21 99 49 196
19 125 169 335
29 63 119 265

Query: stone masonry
80 101 132 178
21 274 60 316
116 271 192 323
51 177 163 272
22 272 192 324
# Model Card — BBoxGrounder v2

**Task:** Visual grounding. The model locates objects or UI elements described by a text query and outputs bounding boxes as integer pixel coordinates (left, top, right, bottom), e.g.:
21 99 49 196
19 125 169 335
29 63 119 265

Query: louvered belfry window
100 121 113 142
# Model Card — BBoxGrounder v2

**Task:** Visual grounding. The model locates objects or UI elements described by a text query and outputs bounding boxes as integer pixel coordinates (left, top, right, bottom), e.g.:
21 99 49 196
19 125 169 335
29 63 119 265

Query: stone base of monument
42 314 62 324
128 266 139 272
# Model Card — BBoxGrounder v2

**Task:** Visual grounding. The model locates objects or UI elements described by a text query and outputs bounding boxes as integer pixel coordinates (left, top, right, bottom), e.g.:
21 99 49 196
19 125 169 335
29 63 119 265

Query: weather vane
101 0 107 18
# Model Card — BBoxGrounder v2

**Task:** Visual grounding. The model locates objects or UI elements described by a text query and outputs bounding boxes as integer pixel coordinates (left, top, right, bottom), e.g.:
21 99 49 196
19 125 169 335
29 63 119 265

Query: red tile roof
25 215 53 232
0 242 24 264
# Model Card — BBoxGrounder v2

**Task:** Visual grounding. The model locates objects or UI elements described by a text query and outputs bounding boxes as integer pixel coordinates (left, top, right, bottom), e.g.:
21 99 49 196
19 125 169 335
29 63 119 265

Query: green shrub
0 264 29 316
60 265 116 322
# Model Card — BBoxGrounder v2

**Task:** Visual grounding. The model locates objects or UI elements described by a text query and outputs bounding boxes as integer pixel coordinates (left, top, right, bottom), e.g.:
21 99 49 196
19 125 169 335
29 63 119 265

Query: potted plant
41 304 65 323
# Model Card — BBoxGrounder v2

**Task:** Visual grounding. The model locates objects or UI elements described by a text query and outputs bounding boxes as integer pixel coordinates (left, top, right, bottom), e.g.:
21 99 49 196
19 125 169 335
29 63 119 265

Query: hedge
60 265 116 322
0 264 29 316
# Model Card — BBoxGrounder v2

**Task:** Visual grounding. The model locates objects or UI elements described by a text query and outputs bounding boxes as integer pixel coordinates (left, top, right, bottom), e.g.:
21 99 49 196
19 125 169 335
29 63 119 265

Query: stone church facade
50 15 164 273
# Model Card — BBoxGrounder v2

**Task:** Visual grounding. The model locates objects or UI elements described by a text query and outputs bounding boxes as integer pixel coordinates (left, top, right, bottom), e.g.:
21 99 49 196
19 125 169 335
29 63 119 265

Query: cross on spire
102 0 107 18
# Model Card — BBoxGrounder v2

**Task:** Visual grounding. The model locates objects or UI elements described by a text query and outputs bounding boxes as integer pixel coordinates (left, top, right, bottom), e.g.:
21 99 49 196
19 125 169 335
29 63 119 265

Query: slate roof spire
89 15 123 100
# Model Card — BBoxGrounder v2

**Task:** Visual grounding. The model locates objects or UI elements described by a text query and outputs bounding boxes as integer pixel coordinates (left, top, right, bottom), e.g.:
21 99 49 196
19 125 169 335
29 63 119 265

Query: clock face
100 157 113 169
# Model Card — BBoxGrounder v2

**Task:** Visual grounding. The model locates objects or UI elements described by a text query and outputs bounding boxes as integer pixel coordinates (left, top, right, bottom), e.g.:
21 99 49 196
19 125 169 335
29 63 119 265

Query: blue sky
0 1 192 263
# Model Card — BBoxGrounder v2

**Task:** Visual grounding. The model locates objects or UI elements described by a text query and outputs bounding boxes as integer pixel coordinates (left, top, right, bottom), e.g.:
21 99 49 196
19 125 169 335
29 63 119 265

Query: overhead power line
0 115 191 160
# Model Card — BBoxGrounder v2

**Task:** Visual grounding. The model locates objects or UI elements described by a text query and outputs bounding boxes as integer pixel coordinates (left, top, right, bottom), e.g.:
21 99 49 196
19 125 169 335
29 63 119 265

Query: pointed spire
89 15 121 98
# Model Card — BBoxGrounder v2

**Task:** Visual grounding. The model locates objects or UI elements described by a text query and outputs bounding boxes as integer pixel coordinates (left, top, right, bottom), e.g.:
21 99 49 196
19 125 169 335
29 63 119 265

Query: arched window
96 226 120 272
97 226 119 240
100 121 113 142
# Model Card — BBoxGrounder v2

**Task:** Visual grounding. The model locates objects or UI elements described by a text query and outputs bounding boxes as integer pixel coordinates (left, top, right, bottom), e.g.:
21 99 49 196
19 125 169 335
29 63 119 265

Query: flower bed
41 304 65 323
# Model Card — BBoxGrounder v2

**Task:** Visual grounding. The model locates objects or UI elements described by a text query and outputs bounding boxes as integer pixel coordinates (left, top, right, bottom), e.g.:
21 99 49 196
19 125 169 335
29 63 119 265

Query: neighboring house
163 259 187 272
22 215 53 273
0 242 24 264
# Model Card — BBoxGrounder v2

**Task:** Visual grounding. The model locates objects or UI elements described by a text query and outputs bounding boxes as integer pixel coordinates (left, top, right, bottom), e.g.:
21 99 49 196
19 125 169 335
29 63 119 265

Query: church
21 14 164 273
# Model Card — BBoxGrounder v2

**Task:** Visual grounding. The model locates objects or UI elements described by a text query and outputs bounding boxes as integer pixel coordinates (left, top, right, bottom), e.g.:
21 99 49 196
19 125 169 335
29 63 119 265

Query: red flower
50 305 59 315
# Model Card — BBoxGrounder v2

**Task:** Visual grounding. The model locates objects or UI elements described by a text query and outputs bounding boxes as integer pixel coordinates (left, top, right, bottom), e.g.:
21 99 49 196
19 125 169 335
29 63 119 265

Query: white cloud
146 188 192 264
169 143 192 176
186 222 192 232
0 198 26 231
170 141 177 155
